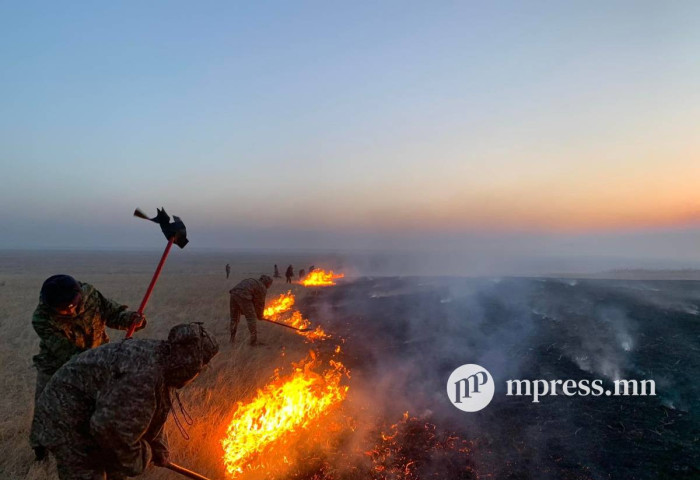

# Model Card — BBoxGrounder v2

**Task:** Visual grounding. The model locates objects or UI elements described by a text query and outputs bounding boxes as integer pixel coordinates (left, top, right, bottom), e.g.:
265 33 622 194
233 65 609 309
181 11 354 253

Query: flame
263 291 329 340
301 269 345 286
284 311 330 341
221 352 349 477
263 291 295 319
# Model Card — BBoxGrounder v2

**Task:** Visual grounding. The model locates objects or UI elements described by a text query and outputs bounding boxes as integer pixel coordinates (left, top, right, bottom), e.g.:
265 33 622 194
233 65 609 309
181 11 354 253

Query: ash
298 277 699 480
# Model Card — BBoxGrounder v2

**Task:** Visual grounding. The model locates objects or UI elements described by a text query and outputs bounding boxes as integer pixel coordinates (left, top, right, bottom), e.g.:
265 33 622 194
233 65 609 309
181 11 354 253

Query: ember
221 352 349 477
302 269 345 287
365 412 475 480
282 412 476 480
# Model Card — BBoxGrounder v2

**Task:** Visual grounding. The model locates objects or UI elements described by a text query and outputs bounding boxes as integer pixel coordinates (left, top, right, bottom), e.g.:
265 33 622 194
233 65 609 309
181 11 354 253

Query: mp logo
447 364 494 412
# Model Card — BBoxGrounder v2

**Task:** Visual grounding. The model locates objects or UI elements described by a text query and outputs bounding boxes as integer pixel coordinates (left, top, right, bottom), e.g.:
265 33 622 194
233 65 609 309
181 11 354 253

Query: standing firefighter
225 263 231 279
229 275 273 346
32 323 219 480
30 274 145 459
285 265 294 284
273 264 281 278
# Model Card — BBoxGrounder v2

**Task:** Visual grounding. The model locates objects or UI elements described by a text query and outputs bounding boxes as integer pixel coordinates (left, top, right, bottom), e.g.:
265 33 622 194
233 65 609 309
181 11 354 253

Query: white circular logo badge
447 364 495 412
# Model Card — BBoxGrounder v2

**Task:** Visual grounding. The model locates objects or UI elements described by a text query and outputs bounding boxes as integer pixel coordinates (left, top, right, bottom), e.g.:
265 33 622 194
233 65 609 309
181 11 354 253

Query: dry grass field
4 251 697 480
0 250 339 480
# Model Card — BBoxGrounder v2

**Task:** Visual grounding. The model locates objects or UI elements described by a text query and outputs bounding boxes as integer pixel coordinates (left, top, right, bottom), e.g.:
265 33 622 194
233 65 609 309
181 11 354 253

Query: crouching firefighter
229 274 273 346
30 274 146 460
32 323 219 480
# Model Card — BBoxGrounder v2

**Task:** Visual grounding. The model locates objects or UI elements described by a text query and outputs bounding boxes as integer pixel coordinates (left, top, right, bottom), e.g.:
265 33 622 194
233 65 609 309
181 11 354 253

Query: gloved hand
128 312 147 331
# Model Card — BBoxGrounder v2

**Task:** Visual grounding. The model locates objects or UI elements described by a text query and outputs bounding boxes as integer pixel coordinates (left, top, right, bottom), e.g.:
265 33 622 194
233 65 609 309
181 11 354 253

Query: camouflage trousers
229 294 257 344
51 442 126 480
29 370 53 448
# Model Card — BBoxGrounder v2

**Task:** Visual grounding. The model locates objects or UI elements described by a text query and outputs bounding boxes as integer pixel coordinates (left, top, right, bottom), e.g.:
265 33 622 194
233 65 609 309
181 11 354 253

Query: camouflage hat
259 274 273 288
167 322 219 365
40 274 81 309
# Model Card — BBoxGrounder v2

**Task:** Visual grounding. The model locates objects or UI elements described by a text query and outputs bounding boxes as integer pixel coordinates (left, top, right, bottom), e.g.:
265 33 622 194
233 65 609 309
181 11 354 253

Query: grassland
0 250 334 480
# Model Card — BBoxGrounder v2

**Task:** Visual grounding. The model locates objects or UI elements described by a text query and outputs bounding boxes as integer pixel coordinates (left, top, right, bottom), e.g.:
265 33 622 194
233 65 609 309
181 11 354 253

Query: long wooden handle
165 462 215 480
260 317 312 332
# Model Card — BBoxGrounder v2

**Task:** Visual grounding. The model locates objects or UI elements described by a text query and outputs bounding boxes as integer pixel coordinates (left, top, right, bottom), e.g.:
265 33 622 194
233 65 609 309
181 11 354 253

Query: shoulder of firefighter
33 340 172 476
32 282 139 375
229 278 267 319
230 277 266 297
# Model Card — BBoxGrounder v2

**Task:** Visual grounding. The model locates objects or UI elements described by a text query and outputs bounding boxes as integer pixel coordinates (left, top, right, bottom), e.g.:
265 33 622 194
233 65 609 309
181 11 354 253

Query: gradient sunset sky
1 2 699 270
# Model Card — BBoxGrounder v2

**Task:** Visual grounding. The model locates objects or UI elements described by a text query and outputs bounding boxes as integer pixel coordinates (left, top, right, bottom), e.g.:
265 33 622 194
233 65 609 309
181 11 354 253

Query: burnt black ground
299 277 700 480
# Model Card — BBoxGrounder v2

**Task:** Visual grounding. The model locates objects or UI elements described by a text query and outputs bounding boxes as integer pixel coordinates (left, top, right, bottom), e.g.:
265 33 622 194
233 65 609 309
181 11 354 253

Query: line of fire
218 269 473 479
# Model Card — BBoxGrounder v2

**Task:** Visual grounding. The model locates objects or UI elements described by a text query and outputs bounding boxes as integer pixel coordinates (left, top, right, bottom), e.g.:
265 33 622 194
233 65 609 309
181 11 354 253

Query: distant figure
309 265 315 273
229 275 273 345
299 269 305 279
32 323 219 480
225 263 231 279
273 264 281 278
285 265 294 284
30 274 145 461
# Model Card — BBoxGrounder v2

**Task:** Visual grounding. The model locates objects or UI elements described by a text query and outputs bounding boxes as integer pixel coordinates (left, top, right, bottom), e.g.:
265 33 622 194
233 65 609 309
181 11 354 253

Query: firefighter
285 265 294 284
32 323 219 480
229 274 273 345
30 274 145 460
225 263 231 279
273 264 281 278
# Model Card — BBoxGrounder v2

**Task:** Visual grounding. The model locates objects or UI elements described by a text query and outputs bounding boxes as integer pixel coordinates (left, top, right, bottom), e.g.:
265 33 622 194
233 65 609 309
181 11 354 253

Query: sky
1 1 699 271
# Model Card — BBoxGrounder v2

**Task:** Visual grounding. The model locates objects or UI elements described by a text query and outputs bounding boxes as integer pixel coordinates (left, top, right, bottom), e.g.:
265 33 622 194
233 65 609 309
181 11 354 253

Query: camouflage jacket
32 282 135 375
33 340 171 477
229 278 268 319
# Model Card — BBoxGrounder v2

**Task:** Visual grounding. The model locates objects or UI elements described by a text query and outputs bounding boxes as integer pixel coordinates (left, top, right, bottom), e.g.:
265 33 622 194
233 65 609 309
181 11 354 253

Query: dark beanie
40 275 81 309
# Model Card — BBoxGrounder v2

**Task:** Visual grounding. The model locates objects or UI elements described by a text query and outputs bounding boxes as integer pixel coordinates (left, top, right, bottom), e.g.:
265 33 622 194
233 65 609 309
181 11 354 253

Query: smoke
296 275 697 478
295 277 542 477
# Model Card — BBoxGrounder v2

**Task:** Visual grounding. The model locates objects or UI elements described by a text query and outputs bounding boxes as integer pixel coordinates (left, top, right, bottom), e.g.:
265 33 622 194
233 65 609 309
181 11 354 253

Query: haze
1 1 699 273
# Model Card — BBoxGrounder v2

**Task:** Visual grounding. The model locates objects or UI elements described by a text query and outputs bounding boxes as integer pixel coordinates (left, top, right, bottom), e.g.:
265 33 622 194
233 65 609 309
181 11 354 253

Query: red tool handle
125 236 175 338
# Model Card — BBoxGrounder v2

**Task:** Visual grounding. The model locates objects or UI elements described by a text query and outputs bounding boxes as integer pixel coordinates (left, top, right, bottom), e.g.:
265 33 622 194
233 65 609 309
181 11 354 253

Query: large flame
302 269 345 287
263 291 295 319
221 352 349 477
